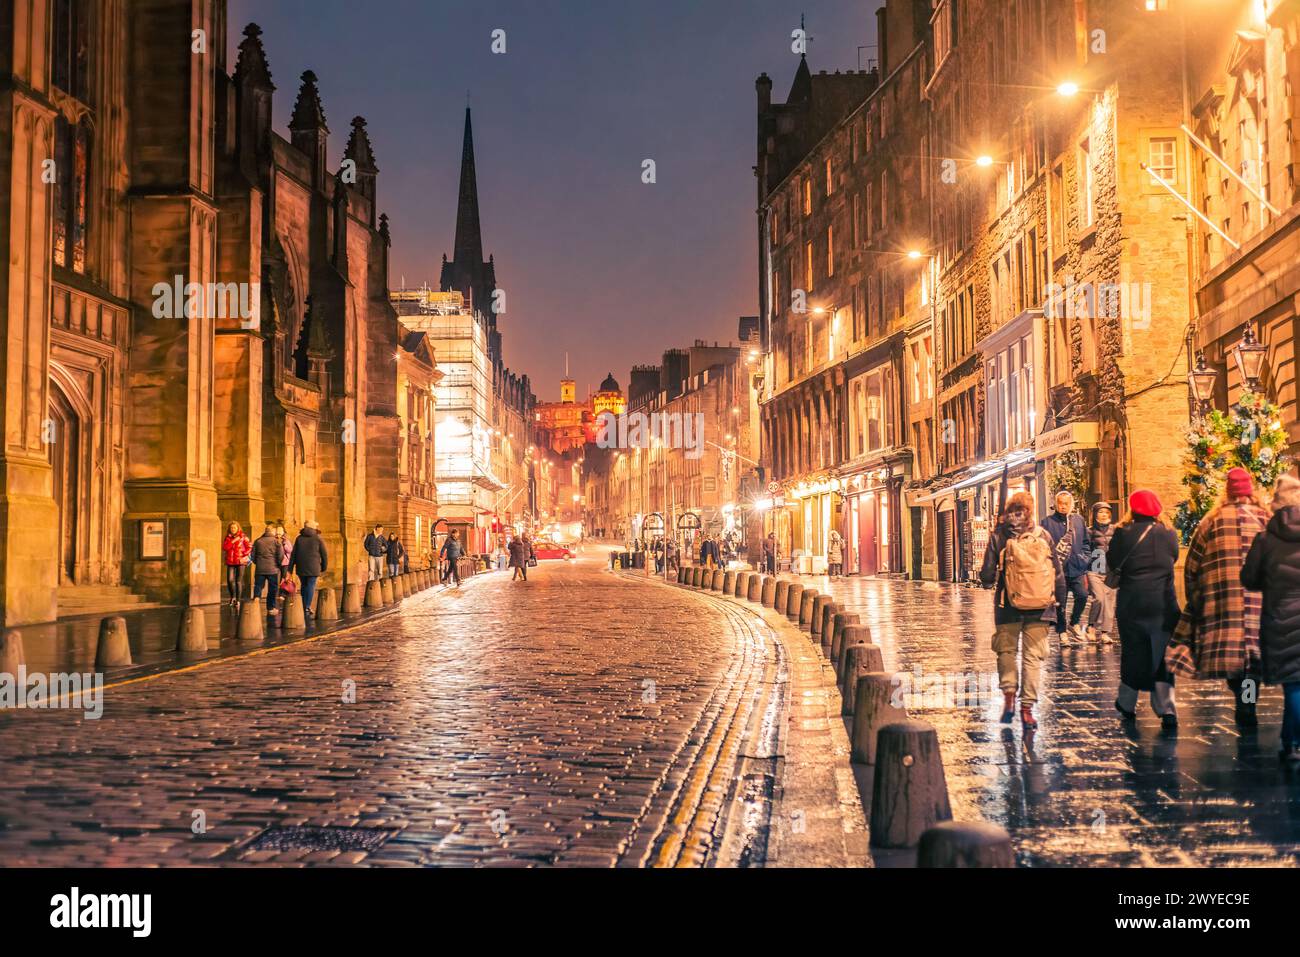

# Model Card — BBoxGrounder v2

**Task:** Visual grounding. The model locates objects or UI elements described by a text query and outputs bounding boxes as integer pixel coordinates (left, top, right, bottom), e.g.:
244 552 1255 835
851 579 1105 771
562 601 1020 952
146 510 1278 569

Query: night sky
227 0 877 399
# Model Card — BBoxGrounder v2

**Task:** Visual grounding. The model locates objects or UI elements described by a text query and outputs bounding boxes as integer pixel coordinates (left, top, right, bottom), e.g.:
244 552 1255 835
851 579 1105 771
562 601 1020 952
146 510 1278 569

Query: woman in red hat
1106 490 1181 729
1166 466 1269 727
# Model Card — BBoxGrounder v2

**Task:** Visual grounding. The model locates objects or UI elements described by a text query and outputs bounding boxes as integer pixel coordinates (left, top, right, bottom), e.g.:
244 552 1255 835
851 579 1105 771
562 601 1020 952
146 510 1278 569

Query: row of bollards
671 563 1012 867
0 569 448 682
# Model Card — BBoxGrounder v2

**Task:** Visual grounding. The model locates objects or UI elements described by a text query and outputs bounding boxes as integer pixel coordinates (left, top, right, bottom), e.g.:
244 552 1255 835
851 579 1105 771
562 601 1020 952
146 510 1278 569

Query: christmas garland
1175 391 1289 542
1048 449 1089 509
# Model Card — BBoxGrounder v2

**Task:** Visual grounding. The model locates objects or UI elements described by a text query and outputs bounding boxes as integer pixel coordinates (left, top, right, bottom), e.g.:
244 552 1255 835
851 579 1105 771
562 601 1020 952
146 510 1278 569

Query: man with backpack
979 491 1065 729
1042 490 1092 642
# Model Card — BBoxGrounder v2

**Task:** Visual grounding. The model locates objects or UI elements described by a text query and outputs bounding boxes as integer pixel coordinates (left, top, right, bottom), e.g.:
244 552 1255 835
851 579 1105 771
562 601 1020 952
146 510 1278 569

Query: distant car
532 540 573 560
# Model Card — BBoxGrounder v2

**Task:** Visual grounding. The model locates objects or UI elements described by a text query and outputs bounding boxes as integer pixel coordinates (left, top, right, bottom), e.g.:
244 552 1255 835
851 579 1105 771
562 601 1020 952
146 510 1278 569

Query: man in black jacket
289 520 328 616
1042 491 1092 641
363 524 386 581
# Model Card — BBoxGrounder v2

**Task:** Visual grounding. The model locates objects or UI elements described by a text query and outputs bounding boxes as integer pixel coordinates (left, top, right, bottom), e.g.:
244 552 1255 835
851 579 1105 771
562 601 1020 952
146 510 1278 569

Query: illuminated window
1149 136 1176 182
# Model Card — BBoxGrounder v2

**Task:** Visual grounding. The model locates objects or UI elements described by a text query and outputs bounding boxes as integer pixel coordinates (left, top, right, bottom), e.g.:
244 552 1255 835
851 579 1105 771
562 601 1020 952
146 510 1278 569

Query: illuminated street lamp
975 154 994 167
1233 320 1267 393
1187 351 1217 418
1056 81 1080 97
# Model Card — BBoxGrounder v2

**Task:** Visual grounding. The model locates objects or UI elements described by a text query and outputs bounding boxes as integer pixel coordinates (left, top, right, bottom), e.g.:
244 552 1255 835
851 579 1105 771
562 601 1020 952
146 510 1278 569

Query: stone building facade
754 0 1204 582
1 2 402 624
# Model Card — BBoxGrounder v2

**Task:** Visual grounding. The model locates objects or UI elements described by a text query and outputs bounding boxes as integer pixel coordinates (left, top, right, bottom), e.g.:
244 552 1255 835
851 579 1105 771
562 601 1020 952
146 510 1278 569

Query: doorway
48 382 82 583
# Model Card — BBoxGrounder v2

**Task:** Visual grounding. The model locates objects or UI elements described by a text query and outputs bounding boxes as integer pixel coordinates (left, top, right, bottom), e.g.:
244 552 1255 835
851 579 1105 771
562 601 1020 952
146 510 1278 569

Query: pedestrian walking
1085 502 1118 641
1042 490 1091 642
508 535 528 581
665 537 679 573
221 522 252 608
250 523 282 617
763 533 777 575
828 529 844 577
1107 490 1181 729
441 529 463 587
386 532 405 579
979 491 1064 729
363 524 387 580
1167 466 1269 727
1232 470 1300 764
1239 473 1300 763
288 519 327 617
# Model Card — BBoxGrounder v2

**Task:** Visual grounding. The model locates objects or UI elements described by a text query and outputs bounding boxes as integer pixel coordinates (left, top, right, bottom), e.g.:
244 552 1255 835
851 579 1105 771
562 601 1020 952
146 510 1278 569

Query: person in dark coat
762 533 777 575
440 529 463 587
979 491 1065 729
1042 490 1091 641
508 536 528 582
363 524 387 581
250 524 282 616
1239 473 1300 763
1106 490 1180 730
1085 502 1117 641
386 533 405 579
288 520 327 616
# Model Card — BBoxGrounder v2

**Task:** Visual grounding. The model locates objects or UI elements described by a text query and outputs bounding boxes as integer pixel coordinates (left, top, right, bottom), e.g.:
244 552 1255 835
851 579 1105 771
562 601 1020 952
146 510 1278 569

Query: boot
1020 705 1037 729
1000 691 1016 724
1235 701 1258 728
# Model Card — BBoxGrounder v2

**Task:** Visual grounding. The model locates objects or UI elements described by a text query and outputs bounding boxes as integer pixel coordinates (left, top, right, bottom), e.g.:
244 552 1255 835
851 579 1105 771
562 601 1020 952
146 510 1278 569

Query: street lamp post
1233 320 1267 394
1187 351 1217 420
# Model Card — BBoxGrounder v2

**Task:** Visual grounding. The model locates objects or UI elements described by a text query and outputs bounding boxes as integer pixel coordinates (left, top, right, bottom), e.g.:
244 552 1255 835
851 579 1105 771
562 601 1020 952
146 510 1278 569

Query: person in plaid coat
1166 467 1269 726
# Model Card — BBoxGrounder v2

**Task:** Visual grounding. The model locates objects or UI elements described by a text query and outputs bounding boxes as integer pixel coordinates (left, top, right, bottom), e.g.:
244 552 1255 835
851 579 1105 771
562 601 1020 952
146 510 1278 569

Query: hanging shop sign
1034 421 1100 460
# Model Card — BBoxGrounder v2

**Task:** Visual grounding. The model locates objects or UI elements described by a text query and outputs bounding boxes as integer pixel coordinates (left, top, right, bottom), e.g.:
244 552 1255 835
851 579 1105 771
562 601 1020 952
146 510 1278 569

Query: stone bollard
784 583 804 621
95 616 132 667
870 720 953 848
316 586 340 622
748 574 763 602
381 577 395 605
0 630 24 680
364 579 384 609
918 821 1014 868
723 571 736 594
685 567 696 587
711 569 725 591
281 592 306 629
798 589 817 626
342 583 363 615
840 642 885 715
772 578 790 611
236 601 264 642
837 624 878 676
851 672 907 764
677 567 687 584
830 612 861 664
176 607 207 653
761 576 777 606
811 595 833 638
392 574 407 600
816 599 836 644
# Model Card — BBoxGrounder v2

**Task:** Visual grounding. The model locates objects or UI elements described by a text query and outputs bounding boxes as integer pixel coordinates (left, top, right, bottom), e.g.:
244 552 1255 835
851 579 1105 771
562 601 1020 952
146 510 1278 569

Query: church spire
452 106 484 269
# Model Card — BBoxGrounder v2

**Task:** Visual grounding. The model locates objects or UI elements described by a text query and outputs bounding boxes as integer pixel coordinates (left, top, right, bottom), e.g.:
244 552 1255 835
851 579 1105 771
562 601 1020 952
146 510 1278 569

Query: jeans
1282 682 1300 748
388 562 400 578
1118 681 1176 718
992 617 1049 705
368 556 385 580
226 565 244 602
443 559 461 585
300 576 318 615
1086 572 1116 633
253 572 279 612
765 555 776 575
1056 575 1088 633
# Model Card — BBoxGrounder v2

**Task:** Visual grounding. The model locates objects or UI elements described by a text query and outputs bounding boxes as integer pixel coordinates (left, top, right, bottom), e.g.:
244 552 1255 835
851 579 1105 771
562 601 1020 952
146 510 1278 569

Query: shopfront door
858 493 878 576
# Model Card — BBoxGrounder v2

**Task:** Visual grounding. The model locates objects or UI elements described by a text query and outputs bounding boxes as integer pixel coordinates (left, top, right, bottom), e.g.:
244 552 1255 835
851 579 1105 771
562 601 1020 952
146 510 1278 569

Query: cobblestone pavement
0 554 820 867
806 574 1300 866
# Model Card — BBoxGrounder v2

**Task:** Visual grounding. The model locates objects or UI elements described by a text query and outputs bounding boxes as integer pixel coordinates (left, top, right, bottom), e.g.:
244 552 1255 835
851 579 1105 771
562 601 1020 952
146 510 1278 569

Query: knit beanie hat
1226 466 1254 498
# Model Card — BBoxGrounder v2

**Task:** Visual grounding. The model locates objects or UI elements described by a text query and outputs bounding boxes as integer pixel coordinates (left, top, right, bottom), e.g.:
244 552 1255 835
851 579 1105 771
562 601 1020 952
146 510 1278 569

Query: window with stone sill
52 0 92 275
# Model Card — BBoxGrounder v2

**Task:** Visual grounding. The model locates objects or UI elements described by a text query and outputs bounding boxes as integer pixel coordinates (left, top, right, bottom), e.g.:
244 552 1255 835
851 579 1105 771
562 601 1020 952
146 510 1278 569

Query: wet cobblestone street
812 574 1300 866
0 555 790 867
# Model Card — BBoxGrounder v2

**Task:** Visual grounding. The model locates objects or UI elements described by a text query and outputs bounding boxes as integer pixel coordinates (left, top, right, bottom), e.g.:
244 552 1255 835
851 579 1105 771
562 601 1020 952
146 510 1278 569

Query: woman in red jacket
221 522 252 608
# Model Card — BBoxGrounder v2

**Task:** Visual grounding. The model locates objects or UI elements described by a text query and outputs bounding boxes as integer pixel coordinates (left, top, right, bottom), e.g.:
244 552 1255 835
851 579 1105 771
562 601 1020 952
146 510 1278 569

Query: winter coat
363 532 388 558
508 539 527 568
1041 510 1091 578
1239 505 1300 685
441 537 463 562
828 533 844 564
978 518 1065 626
1107 516 1180 691
221 532 251 567
288 526 328 578
1167 501 1268 680
386 537 405 563
251 531 282 576
277 537 292 569
1087 504 1116 575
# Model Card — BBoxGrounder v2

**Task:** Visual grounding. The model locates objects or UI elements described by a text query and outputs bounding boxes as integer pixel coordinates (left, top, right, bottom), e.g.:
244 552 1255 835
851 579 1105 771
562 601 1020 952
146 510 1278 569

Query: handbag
1104 523 1153 589
528 556 538 567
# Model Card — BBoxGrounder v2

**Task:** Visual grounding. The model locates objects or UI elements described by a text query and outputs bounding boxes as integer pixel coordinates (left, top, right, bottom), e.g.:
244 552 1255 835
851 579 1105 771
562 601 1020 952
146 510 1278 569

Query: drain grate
240 825 398 854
